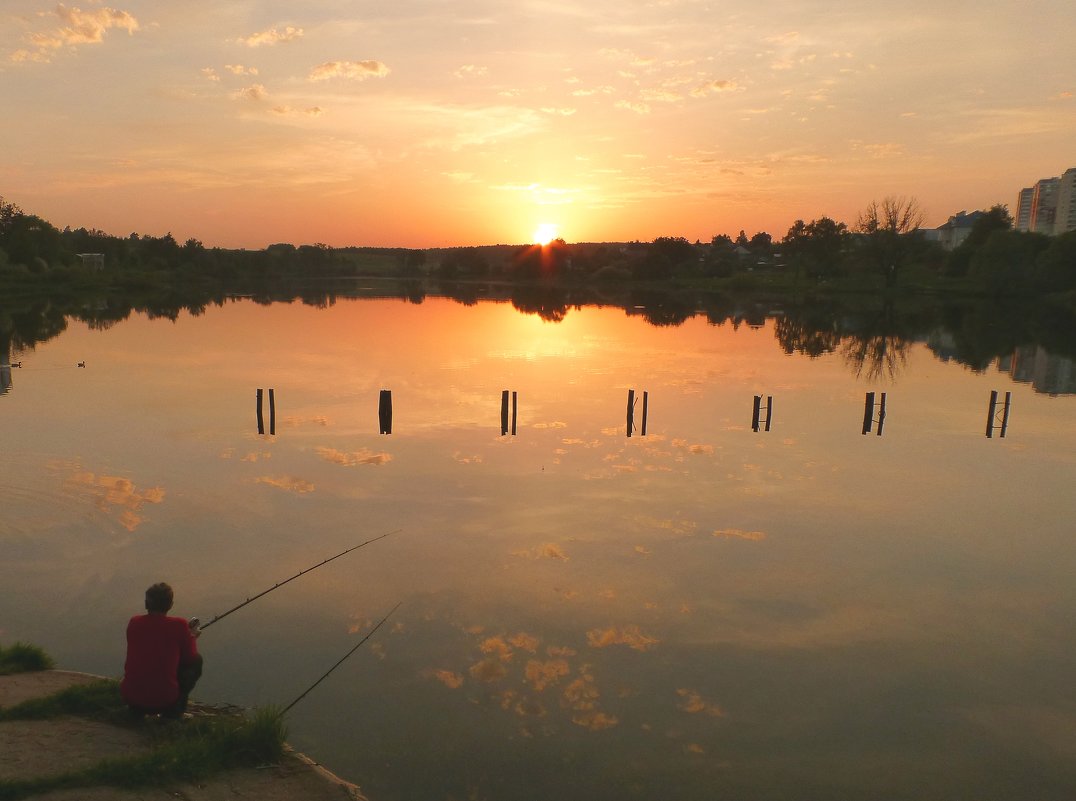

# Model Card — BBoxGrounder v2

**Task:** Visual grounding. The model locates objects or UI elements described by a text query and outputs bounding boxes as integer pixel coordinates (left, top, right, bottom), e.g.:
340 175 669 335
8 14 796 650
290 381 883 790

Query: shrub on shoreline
0 642 54 675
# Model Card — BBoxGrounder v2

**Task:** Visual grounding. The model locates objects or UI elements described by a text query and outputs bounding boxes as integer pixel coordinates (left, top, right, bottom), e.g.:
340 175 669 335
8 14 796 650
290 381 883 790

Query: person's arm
178 618 200 664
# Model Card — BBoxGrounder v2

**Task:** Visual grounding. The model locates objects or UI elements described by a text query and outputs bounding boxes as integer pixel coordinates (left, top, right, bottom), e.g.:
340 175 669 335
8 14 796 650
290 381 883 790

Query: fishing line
278 601 402 717
199 529 401 631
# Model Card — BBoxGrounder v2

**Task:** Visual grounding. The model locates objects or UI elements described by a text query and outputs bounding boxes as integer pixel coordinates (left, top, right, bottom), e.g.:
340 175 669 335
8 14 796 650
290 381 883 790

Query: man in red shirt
121 582 203 718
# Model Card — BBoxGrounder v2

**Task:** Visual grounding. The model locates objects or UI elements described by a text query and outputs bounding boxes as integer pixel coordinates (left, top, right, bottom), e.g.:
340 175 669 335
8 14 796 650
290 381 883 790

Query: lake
2 291 1075 800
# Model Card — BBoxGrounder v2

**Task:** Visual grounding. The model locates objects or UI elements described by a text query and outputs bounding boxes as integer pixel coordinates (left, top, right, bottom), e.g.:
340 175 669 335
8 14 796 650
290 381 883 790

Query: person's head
144 582 174 614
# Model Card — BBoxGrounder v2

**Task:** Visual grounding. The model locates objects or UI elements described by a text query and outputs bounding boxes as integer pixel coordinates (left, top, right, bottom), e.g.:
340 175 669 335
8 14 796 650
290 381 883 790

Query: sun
533 223 558 245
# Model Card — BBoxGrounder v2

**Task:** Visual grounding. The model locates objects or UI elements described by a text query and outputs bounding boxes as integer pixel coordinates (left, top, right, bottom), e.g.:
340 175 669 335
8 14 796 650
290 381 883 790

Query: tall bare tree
855 196 924 289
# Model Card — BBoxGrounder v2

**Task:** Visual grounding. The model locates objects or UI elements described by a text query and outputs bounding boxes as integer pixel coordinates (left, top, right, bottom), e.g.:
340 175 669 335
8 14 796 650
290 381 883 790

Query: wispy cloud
239 26 303 47
309 60 390 82
11 3 139 63
271 105 323 117
233 83 268 101
454 64 488 78
615 100 651 115
691 79 739 97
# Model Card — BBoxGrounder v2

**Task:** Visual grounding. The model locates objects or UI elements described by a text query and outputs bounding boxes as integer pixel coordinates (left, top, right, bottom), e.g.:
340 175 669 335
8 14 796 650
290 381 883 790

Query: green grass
0 707 287 800
0 669 288 800
0 642 54 675
0 678 126 722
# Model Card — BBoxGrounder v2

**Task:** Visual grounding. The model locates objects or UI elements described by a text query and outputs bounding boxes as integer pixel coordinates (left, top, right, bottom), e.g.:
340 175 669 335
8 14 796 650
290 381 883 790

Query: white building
1015 187 1034 232
1030 177 1059 234
1053 168 1076 235
933 210 984 250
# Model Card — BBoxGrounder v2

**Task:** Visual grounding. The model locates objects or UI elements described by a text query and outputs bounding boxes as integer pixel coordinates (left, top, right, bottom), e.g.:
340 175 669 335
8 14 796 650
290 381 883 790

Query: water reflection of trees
4 281 1076 387
775 300 935 382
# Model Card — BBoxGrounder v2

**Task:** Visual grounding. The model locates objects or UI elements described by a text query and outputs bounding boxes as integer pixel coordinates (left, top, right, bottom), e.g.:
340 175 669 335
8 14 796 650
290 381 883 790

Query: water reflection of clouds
512 543 570 561
254 475 315 493
314 446 392 466
586 625 659 651
451 452 483 464
426 624 634 733
713 528 767 541
279 415 330 427
220 448 273 462
670 439 715 455
676 688 725 717
52 460 165 532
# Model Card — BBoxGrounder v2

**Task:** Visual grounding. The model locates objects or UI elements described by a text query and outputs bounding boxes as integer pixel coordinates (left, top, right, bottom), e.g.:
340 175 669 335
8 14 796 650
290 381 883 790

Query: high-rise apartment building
1015 187 1034 232
1029 177 1060 234
1054 168 1076 235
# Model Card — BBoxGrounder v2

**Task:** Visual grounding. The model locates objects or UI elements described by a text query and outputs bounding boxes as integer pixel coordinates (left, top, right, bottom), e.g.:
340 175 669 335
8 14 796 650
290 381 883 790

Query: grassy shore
0 645 286 801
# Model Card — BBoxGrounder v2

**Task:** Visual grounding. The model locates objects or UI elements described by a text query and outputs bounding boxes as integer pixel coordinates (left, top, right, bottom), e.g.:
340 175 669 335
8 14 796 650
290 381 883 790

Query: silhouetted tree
783 217 849 279
946 204 1013 277
969 230 1050 296
748 231 772 255
1033 230 1076 292
854 196 924 289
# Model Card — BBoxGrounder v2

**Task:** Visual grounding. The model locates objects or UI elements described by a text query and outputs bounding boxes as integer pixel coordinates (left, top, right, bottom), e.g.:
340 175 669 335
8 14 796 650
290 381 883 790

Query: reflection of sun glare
533 223 558 245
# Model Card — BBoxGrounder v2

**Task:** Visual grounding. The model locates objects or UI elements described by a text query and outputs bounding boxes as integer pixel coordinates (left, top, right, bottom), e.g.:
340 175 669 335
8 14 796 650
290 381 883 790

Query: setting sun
533 223 559 245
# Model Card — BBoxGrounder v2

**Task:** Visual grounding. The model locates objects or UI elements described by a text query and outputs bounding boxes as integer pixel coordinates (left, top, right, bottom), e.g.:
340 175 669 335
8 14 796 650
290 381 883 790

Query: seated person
121 582 202 718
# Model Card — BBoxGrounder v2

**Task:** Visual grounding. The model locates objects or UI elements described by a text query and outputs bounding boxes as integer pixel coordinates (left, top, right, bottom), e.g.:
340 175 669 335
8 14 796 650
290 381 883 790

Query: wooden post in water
501 390 509 436
626 389 635 437
511 391 518 436
752 395 773 432
268 388 276 436
986 390 998 437
641 391 649 436
986 390 1012 438
379 390 393 435
256 388 265 435
862 392 887 436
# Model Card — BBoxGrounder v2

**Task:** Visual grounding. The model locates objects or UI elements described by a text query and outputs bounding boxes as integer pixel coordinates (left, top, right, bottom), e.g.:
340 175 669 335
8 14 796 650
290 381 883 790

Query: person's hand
188 617 202 639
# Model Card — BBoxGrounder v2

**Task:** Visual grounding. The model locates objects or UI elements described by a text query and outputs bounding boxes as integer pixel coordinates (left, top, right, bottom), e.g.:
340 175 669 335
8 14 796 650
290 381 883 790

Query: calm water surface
2 297 1075 800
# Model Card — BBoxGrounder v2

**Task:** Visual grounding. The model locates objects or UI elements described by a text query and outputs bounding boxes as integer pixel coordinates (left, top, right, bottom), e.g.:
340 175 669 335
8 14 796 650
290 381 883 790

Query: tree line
2 194 1074 298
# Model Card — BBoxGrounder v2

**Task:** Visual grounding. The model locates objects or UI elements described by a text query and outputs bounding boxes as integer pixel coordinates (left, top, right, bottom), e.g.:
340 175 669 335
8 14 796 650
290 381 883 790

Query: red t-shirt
120 614 199 709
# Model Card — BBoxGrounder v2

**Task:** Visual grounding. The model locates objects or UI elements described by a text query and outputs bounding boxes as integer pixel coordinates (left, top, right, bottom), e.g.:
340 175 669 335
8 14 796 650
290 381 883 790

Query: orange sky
2 1 1074 248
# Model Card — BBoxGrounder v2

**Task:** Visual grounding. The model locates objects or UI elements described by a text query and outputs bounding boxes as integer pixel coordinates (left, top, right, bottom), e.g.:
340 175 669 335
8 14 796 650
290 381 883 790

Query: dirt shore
0 670 369 801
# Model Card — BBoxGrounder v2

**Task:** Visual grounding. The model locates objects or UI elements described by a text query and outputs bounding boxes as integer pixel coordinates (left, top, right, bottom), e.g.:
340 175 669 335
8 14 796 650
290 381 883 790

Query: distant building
1029 177 1060 234
1015 187 1034 232
998 345 1076 396
0 337 10 398
1054 167 1076 235
77 253 105 271
933 210 985 250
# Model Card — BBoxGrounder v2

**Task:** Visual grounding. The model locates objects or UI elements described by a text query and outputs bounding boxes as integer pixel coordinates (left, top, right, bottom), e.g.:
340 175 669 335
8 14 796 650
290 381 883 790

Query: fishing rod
279 601 402 717
198 529 401 631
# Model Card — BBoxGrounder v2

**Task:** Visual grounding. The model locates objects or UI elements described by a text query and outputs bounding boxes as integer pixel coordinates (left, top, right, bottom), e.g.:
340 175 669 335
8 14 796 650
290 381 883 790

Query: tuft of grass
0 678 125 722
0 642 55 675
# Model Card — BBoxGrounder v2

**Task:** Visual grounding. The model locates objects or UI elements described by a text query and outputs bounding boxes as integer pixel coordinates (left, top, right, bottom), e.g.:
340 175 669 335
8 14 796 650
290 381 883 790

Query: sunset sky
2 1 1073 249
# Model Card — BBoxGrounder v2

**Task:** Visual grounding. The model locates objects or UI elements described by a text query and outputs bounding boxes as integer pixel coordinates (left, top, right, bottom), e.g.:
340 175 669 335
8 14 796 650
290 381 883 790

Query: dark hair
145 582 174 614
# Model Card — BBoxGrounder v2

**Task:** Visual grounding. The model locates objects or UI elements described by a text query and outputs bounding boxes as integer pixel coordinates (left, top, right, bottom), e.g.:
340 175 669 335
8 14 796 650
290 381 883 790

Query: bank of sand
0 670 368 801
